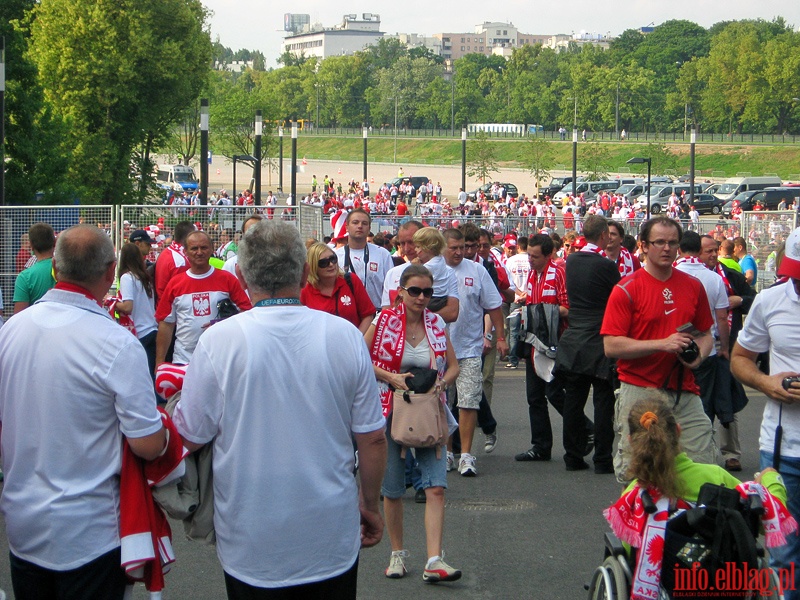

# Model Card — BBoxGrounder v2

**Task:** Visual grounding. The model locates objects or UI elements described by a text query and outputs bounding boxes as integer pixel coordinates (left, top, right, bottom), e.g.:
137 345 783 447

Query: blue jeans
761 451 800 600
507 302 523 367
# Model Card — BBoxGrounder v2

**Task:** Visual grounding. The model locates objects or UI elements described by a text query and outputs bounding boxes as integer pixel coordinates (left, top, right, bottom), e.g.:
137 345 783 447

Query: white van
156 164 199 193
712 176 782 202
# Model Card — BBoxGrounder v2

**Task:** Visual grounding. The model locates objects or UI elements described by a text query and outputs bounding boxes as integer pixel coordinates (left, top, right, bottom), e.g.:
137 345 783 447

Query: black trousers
562 372 615 469
224 557 358 600
10 548 127 600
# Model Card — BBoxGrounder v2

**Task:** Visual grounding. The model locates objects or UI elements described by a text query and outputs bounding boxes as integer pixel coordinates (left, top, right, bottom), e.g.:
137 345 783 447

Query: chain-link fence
739 210 797 291
0 205 116 322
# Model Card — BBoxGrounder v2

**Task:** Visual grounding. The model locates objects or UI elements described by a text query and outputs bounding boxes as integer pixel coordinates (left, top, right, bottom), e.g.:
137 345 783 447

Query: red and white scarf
617 247 637 277
673 256 703 267
369 303 448 417
166 241 187 261
605 483 797 600
580 242 607 258
526 260 561 304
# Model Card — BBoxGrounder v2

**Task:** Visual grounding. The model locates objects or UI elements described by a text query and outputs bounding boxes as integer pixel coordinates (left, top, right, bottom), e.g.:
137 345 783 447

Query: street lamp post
291 120 298 208
393 97 398 164
199 99 208 205
254 110 262 205
278 126 284 192
362 126 368 183
568 96 578 200
461 127 467 192
615 82 620 140
627 157 652 222
689 127 696 206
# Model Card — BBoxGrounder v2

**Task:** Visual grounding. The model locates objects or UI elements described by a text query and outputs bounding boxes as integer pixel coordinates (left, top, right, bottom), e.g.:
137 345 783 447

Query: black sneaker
515 447 551 462
584 432 595 457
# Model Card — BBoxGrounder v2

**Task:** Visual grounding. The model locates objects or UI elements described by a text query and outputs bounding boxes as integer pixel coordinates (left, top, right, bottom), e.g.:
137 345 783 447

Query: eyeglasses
464 243 478 249
317 255 338 268
400 286 434 298
478 243 492 249
563 244 571 249
646 239 680 249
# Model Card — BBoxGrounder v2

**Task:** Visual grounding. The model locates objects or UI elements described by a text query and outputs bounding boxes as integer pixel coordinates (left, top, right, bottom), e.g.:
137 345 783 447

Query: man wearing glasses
601 216 717 483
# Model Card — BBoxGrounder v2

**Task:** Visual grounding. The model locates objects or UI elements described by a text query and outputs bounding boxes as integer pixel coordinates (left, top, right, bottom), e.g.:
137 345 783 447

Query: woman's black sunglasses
317 255 338 268
401 286 434 298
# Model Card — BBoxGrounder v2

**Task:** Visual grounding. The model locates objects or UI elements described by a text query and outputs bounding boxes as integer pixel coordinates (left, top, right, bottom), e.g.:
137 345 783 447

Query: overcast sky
200 0 800 67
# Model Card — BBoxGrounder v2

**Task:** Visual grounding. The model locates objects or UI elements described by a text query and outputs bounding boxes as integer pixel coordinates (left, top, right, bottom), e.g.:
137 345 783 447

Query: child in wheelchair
590 398 796 600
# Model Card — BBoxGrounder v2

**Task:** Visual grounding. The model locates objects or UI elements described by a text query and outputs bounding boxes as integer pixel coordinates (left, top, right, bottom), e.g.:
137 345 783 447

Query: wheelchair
586 484 786 600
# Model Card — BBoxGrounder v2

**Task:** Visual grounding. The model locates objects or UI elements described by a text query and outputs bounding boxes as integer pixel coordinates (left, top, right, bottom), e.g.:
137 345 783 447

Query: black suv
467 182 519 200
383 176 430 191
539 177 576 200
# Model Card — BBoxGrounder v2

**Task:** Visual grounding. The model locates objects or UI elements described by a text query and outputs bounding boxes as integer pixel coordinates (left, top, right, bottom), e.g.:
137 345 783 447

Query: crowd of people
1 201 800 599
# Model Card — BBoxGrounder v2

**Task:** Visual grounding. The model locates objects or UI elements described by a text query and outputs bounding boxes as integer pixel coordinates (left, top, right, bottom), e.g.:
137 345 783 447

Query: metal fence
304 127 800 145
739 210 797 291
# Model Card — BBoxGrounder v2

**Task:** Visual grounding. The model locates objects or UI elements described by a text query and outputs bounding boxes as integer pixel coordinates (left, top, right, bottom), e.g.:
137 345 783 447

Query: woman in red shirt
300 242 375 333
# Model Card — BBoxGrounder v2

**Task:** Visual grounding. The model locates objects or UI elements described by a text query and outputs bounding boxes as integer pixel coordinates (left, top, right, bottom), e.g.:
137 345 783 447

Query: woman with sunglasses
365 265 462 583
301 242 375 334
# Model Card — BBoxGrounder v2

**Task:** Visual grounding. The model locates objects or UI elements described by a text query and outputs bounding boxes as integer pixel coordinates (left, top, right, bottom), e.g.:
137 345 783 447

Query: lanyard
253 298 301 307
344 243 369 281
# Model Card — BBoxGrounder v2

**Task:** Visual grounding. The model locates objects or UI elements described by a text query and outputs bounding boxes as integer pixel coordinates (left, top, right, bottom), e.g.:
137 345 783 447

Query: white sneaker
458 453 477 477
385 550 409 578
484 432 497 453
446 451 455 472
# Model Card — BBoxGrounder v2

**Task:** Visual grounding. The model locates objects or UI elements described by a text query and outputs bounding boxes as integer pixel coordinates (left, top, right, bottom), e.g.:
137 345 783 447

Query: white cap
779 227 800 280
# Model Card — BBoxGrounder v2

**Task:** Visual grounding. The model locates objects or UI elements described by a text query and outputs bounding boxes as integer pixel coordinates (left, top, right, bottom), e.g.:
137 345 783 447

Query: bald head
54 225 116 285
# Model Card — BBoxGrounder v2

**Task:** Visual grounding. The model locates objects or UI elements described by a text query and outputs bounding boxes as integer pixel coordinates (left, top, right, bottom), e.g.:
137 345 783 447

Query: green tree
466 131 499 184
28 0 212 203
524 136 553 197
579 141 611 180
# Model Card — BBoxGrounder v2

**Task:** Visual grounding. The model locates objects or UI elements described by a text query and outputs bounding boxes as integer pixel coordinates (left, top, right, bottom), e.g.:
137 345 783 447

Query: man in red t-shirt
601 217 717 482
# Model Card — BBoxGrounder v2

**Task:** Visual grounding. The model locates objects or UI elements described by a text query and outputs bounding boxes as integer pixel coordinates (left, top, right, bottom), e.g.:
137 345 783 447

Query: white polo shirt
174 305 384 587
335 242 394 309
738 281 800 458
675 259 729 357
448 259 502 360
0 289 162 570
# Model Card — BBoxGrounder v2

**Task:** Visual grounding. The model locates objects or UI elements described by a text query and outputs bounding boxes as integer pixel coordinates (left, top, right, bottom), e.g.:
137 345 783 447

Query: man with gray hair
0 225 166 599
174 220 387 598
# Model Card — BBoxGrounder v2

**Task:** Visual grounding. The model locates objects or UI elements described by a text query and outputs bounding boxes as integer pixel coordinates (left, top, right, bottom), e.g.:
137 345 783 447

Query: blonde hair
627 397 683 499
306 242 341 288
412 227 446 256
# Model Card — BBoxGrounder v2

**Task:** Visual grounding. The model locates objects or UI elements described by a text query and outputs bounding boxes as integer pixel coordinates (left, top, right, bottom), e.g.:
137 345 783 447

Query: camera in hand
782 376 800 391
680 340 700 363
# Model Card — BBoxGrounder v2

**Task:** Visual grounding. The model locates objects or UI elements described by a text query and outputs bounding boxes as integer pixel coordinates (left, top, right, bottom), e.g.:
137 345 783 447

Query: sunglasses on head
317 255 338 268
401 286 434 298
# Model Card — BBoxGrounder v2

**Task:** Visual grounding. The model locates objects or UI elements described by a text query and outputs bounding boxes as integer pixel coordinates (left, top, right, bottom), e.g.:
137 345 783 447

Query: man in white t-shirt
443 229 508 477
155 231 252 367
505 236 531 368
0 225 165 598
335 208 394 310
731 226 800 600
174 220 386 597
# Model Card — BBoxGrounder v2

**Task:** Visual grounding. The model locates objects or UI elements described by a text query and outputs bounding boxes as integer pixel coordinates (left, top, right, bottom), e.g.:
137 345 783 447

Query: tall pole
646 158 651 222
232 158 237 201
199 98 209 206
278 126 284 192
615 82 620 140
0 36 5 207
461 127 467 192
450 79 455 137
291 121 298 208
362 127 368 183
393 97 398 164
689 127 696 206
570 96 578 201
254 110 262 205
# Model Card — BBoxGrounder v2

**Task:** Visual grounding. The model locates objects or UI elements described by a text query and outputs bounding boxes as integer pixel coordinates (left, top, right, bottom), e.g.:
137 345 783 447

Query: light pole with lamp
461 127 467 191
254 110 262 205
278 125 284 192
689 127 696 207
567 96 578 201
199 99 208 205
362 126 368 183
627 156 652 222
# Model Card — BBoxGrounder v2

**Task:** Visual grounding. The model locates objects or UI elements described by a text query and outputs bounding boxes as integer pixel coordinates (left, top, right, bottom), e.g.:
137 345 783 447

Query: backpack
659 483 760 600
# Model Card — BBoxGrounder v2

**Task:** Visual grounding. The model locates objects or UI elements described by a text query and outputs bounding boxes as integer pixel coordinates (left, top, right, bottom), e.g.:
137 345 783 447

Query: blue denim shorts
381 421 448 499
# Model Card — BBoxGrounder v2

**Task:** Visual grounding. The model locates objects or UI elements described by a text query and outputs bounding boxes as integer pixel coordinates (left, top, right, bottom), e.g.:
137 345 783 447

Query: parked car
634 184 704 214
688 193 726 215
467 182 519 200
383 176 430 191
614 183 646 203
723 187 800 215
539 176 580 200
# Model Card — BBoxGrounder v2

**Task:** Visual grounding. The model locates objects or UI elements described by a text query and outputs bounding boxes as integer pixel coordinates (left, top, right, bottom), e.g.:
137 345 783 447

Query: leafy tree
643 139 678 176
363 38 408 71
466 130 499 184
525 136 553 197
29 0 212 204
579 141 611 180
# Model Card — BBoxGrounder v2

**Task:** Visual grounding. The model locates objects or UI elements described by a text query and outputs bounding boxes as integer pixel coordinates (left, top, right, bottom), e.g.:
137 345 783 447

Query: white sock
426 555 441 568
